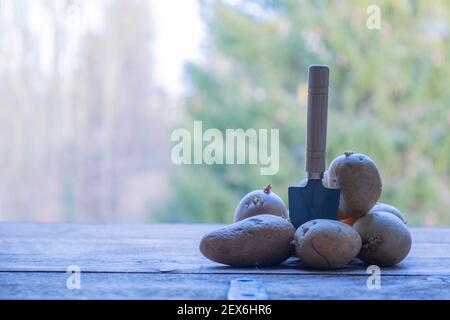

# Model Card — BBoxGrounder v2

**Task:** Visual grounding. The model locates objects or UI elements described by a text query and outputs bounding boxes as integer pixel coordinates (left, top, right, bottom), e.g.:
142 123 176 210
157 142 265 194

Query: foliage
165 0 450 226
0 0 168 222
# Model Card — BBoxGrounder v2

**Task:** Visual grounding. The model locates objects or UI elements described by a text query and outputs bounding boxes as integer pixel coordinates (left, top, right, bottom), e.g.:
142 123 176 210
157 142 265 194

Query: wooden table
0 223 449 299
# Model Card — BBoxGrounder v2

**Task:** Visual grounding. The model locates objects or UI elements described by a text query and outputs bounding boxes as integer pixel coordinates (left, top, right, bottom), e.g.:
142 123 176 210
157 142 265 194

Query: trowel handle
306 65 329 178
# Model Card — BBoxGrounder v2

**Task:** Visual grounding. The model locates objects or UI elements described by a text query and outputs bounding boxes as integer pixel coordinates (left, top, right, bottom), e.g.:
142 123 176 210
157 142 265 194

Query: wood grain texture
1 272 449 300
306 65 329 174
0 223 449 299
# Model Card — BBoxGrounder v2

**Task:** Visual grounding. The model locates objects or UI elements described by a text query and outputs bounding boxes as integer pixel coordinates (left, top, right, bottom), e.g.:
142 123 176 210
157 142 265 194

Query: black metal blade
288 179 341 229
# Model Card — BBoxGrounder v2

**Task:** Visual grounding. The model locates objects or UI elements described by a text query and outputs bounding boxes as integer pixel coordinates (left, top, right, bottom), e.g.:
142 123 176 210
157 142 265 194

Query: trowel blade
288 179 341 229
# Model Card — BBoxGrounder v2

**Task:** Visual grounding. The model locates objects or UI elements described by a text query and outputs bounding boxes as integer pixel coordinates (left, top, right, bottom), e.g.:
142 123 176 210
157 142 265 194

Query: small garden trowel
288 65 341 229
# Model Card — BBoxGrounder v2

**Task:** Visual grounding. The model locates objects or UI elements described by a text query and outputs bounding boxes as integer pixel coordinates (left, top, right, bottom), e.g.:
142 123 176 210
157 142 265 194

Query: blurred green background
164 0 450 226
0 0 449 226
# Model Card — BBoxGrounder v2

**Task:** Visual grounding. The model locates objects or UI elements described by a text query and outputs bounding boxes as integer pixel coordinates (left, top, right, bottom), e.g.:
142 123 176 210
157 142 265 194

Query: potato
322 170 330 187
353 211 412 266
369 202 406 224
200 214 295 267
328 151 382 218
234 185 288 222
293 219 362 269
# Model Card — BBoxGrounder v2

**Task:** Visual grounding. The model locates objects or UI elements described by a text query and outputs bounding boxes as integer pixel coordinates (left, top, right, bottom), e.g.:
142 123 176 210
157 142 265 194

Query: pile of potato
200 151 412 269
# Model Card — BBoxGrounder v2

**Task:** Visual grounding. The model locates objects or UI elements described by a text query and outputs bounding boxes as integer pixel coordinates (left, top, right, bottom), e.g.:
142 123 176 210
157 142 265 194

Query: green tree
164 0 450 226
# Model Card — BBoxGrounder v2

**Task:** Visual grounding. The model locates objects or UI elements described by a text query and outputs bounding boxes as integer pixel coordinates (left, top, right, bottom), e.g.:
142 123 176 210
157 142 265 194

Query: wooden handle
306 65 329 177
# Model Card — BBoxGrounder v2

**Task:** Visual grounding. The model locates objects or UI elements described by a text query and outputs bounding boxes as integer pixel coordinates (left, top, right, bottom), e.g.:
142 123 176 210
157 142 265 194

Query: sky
151 0 205 97
1 0 205 98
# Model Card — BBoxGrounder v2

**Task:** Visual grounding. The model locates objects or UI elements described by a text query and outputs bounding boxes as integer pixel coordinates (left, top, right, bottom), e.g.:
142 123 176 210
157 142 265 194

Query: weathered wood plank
1 272 449 300
1 223 450 299
2 238 449 258
1 255 450 276
0 223 221 240
0 223 448 243
1 223 449 276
